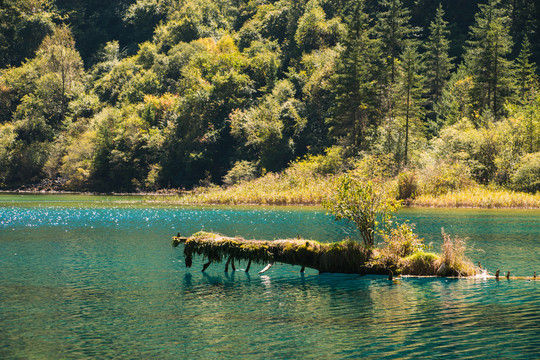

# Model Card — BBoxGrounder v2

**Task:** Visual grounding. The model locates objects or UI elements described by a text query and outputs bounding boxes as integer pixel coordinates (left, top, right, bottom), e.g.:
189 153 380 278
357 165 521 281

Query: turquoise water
1 194 540 359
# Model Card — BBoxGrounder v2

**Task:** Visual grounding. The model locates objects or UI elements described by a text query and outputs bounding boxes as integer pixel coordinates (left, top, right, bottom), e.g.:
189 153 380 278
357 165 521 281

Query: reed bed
437 230 477 276
148 182 540 208
146 172 333 205
412 186 540 208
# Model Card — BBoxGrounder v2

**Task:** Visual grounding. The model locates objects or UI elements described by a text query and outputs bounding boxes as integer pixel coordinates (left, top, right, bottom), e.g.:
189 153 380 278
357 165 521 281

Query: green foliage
153 0 231 51
298 47 338 152
294 0 344 53
420 162 473 196
430 119 499 184
327 0 379 152
397 170 418 200
436 64 474 125
230 79 305 171
511 152 540 193
353 154 397 181
506 97 540 154
0 0 540 196
376 0 414 85
396 42 426 165
223 160 258 186
0 0 55 68
294 146 348 176
515 36 537 99
424 4 453 109
371 222 425 271
463 0 515 119
322 172 402 247
400 251 439 276
59 120 97 190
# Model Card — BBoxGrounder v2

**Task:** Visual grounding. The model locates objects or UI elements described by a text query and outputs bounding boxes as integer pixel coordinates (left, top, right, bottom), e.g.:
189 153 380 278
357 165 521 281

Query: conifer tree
424 4 453 110
515 36 538 100
397 43 425 165
376 0 414 86
464 0 514 119
328 0 379 152
509 0 536 56
375 0 415 131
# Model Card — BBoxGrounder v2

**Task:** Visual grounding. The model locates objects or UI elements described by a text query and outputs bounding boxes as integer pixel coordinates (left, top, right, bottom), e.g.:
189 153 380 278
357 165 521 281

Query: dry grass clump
435 229 477 276
187 172 333 205
149 170 333 205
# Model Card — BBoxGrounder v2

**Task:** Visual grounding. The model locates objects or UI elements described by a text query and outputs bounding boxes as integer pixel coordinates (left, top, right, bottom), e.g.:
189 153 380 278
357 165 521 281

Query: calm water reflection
1 195 540 359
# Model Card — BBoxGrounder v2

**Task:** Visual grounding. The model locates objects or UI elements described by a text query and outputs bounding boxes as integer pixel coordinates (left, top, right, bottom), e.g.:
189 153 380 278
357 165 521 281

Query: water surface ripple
1 196 540 359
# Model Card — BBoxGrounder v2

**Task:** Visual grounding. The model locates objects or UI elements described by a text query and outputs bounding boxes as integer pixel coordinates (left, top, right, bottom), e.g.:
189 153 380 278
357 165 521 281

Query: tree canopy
1 0 539 193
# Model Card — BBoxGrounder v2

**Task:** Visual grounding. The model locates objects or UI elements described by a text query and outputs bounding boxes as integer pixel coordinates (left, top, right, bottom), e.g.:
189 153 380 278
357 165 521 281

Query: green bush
370 222 425 271
287 146 347 178
397 171 418 200
323 173 401 247
420 162 473 196
511 152 540 193
223 161 258 186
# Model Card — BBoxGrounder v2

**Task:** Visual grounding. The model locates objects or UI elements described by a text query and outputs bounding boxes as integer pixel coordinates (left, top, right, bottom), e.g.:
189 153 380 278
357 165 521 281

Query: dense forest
1 0 539 193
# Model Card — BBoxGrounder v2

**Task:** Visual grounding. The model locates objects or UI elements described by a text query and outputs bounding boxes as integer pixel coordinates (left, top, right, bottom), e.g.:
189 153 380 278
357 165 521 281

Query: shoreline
2 189 540 209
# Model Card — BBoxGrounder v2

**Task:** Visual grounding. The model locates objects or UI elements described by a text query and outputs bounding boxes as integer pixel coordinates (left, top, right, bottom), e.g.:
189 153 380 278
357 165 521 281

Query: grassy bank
412 187 540 208
145 174 540 209
145 169 334 206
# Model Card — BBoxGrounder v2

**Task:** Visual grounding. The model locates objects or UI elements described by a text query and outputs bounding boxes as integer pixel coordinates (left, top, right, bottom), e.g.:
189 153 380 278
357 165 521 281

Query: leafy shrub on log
322 173 401 247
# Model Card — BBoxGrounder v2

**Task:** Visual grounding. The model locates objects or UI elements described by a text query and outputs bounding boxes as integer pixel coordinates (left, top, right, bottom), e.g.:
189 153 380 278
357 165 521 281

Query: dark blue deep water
1 194 540 359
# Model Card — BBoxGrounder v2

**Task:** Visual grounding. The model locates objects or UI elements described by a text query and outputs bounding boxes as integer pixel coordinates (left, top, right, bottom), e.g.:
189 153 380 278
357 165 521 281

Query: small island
172 230 476 277
173 173 479 278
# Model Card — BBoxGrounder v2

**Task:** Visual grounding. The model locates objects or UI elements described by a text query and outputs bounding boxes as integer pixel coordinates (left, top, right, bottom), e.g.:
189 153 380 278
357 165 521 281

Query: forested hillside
1 0 539 193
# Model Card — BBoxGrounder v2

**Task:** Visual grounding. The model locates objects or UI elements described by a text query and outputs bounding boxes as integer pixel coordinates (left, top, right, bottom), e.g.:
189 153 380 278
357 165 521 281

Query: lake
1 194 540 359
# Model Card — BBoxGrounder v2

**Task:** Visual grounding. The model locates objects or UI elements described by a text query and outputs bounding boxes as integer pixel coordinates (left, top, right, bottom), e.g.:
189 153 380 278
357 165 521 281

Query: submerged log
202 260 212 272
259 262 274 274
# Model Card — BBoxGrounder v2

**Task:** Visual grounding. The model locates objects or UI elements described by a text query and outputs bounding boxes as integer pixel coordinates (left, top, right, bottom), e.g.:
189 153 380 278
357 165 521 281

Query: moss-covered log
172 233 540 279
173 231 376 274
172 231 480 276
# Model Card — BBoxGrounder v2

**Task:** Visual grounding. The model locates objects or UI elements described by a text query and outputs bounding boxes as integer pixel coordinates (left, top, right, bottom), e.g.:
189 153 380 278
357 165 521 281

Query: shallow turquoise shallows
1 194 540 359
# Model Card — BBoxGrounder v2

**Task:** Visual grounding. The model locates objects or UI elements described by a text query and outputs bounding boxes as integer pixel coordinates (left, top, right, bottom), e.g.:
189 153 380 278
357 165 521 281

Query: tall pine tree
327 0 379 152
376 0 414 85
464 0 514 119
397 42 425 165
515 35 537 100
375 0 415 129
424 4 453 111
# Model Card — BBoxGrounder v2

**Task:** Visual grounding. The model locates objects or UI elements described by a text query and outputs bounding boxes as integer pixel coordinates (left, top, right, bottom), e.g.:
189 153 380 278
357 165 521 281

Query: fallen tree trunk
172 232 537 279
173 231 384 275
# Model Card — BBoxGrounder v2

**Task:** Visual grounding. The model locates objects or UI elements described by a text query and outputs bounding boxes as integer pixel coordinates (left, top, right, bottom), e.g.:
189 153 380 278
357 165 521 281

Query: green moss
400 251 439 275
